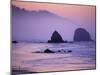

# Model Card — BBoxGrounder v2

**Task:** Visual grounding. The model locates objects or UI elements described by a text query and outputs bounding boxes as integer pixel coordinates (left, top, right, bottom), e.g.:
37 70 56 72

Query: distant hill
12 5 81 42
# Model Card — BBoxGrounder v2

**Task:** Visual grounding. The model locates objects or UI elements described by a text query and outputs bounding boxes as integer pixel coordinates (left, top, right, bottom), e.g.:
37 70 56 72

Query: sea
11 41 96 73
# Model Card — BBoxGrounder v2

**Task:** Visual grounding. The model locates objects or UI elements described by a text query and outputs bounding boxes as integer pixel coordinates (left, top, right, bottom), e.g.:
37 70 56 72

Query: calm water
11 41 96 73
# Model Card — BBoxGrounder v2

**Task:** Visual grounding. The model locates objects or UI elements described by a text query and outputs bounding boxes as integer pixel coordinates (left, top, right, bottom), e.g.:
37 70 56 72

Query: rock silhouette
74 28 92 41
67 50 72 53
48 31 64 43
12 41 18 44
44 49 55 53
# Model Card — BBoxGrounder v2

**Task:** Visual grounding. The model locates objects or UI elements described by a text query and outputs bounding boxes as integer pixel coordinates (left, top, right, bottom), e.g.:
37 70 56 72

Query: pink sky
12 1 96 27
12 1 95 18
12 1 96 41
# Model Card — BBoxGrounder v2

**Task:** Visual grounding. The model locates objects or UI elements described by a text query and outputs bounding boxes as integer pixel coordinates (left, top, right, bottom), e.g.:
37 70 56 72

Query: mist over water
12 5 96 42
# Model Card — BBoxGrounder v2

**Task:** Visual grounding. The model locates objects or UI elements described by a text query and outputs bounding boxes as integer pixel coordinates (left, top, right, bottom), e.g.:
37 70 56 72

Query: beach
11 41 96 74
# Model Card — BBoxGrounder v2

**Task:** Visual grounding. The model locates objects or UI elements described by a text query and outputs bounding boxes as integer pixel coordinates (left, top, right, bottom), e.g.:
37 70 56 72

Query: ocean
11 41 96 73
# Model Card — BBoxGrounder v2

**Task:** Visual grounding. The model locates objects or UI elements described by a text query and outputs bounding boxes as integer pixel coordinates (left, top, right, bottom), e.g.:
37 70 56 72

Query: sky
12 1 96 42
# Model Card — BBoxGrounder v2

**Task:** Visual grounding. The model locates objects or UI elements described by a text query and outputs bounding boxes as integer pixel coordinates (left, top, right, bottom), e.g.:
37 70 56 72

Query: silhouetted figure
74 28 92 41
44 49 55 53
48 30 64 43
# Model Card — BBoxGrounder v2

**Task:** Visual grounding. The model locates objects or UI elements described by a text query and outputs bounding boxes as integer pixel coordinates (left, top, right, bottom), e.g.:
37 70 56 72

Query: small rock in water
58 50 61 52
61 49 66 53
57 49 66 53
12 41 18 44
44 49 55 53
67 50 72 53
32 51 41 53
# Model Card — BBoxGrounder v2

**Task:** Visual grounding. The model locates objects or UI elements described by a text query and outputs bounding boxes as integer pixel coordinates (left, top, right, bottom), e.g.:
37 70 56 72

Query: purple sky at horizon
12 1 96 42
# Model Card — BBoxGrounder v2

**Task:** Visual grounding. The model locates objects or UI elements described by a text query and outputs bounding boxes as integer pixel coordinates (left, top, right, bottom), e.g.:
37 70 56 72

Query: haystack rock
74 28 92 41
48 31 64 43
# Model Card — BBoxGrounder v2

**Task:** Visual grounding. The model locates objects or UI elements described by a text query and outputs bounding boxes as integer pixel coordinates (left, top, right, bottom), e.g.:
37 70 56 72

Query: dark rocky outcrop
12 41 18 44
67 50 72 53
48 31 64 43
44 49 55 53
58 50 61 52
74 28 92 41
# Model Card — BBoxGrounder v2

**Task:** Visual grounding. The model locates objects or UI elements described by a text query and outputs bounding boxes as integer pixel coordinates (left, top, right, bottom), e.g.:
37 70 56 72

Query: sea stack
74 28 92 41
48 30 64 43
